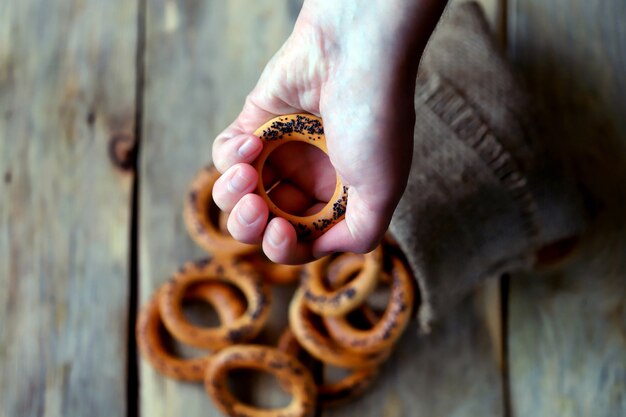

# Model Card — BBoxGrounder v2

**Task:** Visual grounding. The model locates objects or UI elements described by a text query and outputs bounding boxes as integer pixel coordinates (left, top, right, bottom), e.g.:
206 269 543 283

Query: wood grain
4 0 623 416
0 1 138 417
507 0 626 416
138 0 300 415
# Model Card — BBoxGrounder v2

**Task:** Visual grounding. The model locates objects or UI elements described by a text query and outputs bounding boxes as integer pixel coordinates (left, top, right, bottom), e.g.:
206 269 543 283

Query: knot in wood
108 132 137 172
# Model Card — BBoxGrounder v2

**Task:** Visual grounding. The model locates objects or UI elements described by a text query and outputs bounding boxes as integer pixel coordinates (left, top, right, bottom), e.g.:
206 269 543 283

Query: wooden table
1 1 624 416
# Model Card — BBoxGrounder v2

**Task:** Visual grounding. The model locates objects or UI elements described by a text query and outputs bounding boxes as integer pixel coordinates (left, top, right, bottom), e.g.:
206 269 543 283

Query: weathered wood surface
0 1 138 417
8 0 625 416
507 0 626 416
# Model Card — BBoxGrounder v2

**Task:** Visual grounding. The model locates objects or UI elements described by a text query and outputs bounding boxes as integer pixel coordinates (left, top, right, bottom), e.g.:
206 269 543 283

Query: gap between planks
127 0 147 416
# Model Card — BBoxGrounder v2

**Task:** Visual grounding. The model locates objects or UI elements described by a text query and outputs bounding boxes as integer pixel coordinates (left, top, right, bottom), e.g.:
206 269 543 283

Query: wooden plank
139 1 507 416
0 1 138 417
139 0 300 415
507 0 626 416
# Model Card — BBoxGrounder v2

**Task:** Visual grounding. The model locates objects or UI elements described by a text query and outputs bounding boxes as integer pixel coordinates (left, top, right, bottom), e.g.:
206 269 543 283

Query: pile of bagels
136 114 417 417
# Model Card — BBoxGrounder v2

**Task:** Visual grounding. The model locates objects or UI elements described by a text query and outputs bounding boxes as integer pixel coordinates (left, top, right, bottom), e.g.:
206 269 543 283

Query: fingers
212 133 263 173
226 194 269 245
214 165 320 260
219 181 391 263
212 92 302 173
262 218 314 265
312 188 391 258
214 162 391 262
225 198 318 264
213 164 259 213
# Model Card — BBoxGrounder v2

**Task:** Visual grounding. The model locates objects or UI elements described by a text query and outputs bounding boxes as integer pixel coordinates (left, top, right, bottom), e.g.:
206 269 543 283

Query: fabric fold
390 1 586 331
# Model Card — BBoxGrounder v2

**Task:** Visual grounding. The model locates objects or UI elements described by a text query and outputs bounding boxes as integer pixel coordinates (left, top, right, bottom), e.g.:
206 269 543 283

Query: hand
211 0 446 264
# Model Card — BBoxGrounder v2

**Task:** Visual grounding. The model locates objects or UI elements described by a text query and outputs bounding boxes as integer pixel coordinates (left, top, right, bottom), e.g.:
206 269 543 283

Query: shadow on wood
507 0 626 415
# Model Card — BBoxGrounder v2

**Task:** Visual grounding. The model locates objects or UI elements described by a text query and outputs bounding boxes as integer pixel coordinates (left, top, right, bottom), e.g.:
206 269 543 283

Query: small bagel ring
300 246 383 317
278 328 380 408
136 282 246 381
288 288 391 369
159 258 271 350
252 114 348 240
323 254 415 354
204 344 317 417
184 165 258 256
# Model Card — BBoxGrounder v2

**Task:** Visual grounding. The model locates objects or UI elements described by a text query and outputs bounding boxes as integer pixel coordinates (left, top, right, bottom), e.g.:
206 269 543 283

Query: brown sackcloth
390 1 586 331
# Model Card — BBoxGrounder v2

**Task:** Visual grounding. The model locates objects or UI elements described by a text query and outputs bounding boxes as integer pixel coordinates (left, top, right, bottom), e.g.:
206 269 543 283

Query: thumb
312 187 394 257
212 94 292 174
212 52 306 173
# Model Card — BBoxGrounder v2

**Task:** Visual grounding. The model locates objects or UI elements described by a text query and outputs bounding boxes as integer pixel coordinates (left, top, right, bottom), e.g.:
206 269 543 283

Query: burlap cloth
390 1 586 331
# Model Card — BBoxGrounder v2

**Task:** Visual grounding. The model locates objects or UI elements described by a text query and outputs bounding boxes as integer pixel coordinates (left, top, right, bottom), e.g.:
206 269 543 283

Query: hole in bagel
203 196 230 235
182 298 221 328
323 364 353 386
345 308 377 331
323 269 360 291
324 253 366 290
158 323 207 360
365 280 391 314
227 368 292 409
182 282 248 328
262 142 336 216
217 210 229 234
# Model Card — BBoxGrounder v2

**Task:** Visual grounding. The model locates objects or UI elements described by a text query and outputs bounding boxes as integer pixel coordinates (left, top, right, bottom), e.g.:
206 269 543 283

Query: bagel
323 254 415 354
252 114 348 240
204 345 317 417
136 282 246 381
300 246 383 316
159 258 271 349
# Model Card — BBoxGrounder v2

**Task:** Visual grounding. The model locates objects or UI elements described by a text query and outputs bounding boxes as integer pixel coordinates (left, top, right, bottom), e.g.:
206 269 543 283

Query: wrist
297 0 447 78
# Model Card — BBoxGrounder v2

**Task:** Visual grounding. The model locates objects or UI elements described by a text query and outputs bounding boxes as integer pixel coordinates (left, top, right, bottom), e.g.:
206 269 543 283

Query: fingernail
237 200 261 225
227 168 253 193
237 137 259 158
267 223 286 247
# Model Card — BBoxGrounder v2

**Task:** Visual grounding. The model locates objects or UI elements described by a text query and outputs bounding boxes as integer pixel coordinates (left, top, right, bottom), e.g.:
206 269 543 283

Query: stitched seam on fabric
417 74 541 248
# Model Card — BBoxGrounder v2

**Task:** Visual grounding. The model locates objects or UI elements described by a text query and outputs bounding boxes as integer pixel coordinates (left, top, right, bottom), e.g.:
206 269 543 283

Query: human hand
211 0 446 264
